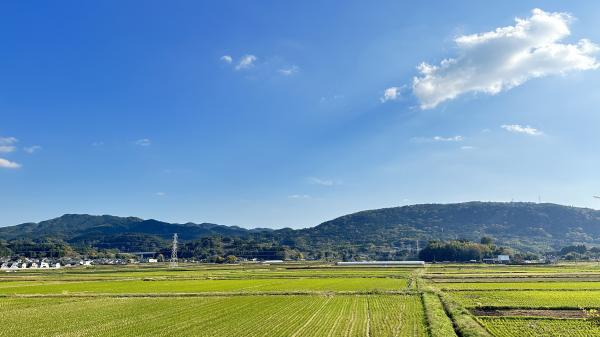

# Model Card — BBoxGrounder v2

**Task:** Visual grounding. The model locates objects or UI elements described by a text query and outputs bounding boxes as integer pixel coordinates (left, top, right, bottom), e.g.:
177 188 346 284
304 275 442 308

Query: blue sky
1 1 600 228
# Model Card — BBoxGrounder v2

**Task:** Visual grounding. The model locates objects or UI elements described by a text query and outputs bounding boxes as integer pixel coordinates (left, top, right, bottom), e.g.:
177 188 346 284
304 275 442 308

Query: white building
147 258 158 263
54 263 61 269
40 262 50 268
336 261 425 266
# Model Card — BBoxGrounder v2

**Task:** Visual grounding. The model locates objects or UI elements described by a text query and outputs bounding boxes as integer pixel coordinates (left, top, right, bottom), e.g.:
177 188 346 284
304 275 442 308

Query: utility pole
170 233 178 268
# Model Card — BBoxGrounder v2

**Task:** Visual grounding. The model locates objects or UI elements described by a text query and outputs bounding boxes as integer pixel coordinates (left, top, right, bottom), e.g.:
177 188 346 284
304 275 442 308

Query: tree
225 255 237 264
480 236 494 245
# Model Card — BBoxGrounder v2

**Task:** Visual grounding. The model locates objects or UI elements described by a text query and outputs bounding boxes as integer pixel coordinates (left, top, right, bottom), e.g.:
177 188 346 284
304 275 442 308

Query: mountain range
1 202 600 255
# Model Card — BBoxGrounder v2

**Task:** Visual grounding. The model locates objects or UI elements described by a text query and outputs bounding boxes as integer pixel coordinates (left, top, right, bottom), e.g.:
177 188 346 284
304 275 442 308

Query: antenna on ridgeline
170 233 178 268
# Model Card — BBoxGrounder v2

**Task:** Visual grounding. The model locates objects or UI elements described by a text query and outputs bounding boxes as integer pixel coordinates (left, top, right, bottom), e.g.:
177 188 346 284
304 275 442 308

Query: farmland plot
448 290 600 308
0 277 407 295
0 295 427 337
479 317 600 337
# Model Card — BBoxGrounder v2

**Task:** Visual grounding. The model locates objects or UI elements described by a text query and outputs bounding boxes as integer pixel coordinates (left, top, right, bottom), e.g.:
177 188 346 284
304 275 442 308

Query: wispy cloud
24 145 42 154
0 137 18 153
278 65 299 76
412 135 464 143
460 145 477 150
307 177 340 186
0 158 20 169
288 194 311 199
235 55 257 70
155 192 166 197
413 9 599 109
0 146 15 153
501 124 543 136
220 55 233 64
134 138 152 147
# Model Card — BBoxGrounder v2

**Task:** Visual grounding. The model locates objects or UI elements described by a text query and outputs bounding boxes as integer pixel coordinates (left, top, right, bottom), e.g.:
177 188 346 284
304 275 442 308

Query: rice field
479 317 600 337
0 295 427 337
0 277 407 295
4 262 600 336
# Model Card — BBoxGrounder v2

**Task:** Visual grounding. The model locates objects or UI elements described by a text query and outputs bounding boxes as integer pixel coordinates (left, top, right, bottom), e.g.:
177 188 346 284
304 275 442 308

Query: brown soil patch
472 308 586 318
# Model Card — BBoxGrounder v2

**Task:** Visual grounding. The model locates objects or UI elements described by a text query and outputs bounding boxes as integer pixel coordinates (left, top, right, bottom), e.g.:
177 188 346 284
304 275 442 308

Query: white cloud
413 135 464 143
0 136 18 153
220 55 233 64
0 137 17 145
0 158 20 169
460 145 477 150
501 124 543 135
24 145 42 154
91 141 104 147
134 138 152 146
278 65 299 76
307 177 340 186
380 87 403 103
288 194 311 199
155 192 166 197
235 55 257 70
433 136 464 142
0 145 15 153
413 8 599 109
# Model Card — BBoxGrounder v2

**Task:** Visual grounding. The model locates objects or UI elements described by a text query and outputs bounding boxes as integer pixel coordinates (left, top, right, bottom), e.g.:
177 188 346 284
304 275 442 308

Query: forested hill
291 202 600 251
1 202 600 255
0 214 269 242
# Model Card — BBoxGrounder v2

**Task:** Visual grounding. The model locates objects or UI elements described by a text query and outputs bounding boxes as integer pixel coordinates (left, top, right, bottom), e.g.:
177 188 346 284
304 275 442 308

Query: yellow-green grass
479 317 600 337
449 290 600 308
422 293 458 337
0 295 427 337
0 266 414 281
436 281 600 291
0 277 407 295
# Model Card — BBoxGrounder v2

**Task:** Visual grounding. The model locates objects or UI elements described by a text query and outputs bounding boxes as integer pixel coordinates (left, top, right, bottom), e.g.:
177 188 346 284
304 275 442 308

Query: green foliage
422 293 458 337
419 240 493 262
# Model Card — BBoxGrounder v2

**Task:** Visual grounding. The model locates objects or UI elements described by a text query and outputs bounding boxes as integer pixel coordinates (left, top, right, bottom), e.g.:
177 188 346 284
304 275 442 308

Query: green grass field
0 295 427 337
3 262 600 336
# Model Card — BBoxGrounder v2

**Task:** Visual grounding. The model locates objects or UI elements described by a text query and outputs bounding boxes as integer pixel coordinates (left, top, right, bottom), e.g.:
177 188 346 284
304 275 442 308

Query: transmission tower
170 233 178 267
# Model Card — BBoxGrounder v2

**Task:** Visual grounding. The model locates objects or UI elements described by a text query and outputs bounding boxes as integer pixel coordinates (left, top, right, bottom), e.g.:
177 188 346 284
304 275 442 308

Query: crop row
436 281 600 291
449 290 600 308
0 295 428 337
479 317 600 337
0 267 415 281
0 277 407 295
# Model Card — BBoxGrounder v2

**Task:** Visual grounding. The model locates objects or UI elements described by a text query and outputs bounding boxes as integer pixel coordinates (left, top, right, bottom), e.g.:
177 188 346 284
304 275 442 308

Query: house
40 262 50 268
148 258 158 263
54 263 61 269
